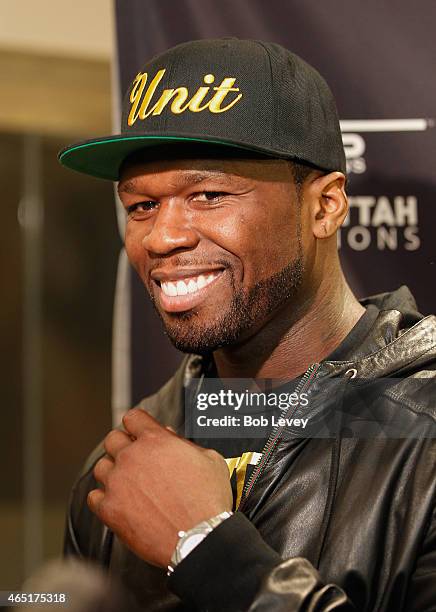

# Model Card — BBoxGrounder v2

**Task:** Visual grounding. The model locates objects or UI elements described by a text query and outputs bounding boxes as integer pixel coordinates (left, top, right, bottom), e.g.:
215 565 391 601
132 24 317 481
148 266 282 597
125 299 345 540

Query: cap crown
59 38 345 179
121 38 345 172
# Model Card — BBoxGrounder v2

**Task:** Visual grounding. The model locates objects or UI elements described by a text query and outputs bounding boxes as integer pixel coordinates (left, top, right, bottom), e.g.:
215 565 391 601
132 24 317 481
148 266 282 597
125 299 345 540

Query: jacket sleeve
64 489 83 558
404 504 436 611
63 442 109 563
168 512 353 611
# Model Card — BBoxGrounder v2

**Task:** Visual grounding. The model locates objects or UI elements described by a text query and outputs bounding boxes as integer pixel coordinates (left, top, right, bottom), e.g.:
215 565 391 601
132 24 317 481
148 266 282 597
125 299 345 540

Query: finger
104 429 132 458
87 488 105 514
122 408 163 438
93 455 114 485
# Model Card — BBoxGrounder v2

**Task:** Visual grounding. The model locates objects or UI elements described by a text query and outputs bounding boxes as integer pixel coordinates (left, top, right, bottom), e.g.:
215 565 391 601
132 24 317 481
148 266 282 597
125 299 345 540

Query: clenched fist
88 409 233 568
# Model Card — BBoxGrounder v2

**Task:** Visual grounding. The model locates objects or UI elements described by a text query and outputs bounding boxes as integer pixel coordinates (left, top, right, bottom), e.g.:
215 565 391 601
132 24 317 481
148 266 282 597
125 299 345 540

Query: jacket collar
138 287 436 427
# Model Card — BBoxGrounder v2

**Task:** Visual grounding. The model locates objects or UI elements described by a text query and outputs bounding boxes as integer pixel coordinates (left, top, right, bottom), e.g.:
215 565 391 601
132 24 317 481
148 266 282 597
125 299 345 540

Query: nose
141 199 200 255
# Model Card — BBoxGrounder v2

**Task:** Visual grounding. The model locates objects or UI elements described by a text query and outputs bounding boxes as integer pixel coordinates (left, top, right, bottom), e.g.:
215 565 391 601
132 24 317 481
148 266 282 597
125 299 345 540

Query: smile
161 272 220 297
153 269 225 313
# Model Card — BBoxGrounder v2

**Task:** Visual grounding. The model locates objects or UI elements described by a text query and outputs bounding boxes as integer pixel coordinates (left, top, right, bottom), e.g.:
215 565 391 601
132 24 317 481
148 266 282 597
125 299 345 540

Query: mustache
148 255 232 272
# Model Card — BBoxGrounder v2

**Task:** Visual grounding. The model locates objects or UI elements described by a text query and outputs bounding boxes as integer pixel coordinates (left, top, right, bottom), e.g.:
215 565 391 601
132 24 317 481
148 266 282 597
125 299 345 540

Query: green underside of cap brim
58 134 289 181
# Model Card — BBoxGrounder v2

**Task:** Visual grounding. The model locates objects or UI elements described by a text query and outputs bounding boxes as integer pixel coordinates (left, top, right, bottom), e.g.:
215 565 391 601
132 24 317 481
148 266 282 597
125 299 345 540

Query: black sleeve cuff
168 512 282 611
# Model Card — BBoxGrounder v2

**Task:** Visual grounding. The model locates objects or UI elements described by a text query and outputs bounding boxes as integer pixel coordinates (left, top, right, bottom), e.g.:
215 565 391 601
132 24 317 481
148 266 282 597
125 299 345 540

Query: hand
88 409 233 568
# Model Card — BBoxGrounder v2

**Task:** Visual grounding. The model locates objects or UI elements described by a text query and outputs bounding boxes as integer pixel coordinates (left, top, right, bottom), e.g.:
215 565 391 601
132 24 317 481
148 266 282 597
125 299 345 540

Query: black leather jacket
64 287 436 611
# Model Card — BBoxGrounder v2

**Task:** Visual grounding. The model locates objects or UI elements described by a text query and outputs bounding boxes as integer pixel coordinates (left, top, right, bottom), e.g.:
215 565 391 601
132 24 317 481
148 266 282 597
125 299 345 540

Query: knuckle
143 428 159 443
103 429 118 451
122 408 140 426
87 489 102 511
105 429 118 441
96 497 110 521
87 490 95 507
116 446 130 466
97 494 120 528
93 460 103 481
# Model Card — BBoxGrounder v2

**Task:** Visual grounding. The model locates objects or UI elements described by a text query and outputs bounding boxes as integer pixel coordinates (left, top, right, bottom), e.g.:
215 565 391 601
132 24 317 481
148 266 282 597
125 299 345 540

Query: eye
191 191 228 204
126 201 158 216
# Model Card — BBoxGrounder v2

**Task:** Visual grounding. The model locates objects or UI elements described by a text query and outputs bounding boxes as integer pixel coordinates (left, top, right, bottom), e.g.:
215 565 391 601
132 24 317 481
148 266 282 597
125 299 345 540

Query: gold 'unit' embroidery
127 69 243 125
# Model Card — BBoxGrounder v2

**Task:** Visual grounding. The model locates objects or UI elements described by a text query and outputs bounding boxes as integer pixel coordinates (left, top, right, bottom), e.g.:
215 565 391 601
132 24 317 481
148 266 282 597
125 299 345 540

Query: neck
213 268 365 380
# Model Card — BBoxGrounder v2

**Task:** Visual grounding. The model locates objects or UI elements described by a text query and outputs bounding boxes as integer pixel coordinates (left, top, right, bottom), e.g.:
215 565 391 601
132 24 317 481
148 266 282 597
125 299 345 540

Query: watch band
167 511 233 576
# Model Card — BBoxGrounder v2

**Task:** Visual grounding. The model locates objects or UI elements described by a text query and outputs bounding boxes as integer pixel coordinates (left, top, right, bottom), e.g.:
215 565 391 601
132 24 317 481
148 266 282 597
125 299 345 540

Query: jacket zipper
238 363 320 511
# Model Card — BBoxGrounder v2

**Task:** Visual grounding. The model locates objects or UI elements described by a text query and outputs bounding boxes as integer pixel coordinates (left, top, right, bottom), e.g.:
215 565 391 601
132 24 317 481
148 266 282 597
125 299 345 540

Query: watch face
177 532 207 562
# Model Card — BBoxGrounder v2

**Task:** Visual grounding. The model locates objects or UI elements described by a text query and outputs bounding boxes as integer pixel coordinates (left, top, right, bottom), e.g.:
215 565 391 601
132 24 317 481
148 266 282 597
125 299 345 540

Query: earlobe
310 172 348 239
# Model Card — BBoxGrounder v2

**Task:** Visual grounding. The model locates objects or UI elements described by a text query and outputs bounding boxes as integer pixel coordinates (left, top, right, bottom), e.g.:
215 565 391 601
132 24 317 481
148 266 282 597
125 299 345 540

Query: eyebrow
118 170 236 195
118 180 138 195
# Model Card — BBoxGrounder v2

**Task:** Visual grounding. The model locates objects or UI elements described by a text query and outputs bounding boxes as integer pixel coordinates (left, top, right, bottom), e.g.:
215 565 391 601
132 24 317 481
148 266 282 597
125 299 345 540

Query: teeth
176 280 188 295
161 271 221 297
187 279 197 293
197 275 206 289
166 281 177 296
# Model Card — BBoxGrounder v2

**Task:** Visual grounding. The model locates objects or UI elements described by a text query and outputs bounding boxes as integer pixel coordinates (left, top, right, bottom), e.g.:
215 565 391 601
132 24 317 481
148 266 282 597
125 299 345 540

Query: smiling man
60 39 436 611
121 154 308 355
116 149 364 379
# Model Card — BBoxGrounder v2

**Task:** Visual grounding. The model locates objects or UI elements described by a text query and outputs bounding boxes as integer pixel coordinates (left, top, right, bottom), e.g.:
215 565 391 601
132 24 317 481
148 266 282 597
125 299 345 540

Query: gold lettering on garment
127 69 243 126
225 451 260 510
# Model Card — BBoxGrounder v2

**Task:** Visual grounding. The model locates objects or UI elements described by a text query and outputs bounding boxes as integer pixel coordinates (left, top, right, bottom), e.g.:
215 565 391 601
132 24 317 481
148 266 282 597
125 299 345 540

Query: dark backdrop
114 0 435 405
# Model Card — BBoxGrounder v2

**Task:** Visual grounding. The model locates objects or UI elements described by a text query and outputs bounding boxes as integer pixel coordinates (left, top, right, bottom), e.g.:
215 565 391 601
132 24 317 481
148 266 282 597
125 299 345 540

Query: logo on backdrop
340 119 433 175
339 118 434 252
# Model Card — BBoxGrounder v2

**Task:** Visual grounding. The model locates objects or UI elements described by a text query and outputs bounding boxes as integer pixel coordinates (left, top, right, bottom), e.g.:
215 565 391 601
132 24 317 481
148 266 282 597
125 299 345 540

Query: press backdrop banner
113 0 435 410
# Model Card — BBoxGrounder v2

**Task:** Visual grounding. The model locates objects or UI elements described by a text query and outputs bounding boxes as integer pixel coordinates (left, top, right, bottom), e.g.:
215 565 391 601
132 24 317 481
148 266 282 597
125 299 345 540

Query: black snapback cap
59 38 346 180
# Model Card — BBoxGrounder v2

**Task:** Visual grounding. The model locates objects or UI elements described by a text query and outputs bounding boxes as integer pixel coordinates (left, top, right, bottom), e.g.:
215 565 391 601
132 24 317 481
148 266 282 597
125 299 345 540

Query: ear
306 172 348 239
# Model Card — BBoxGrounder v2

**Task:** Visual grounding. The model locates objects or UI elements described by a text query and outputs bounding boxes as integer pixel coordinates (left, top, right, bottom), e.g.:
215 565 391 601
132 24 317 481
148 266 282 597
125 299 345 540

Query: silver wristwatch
167 511 233 576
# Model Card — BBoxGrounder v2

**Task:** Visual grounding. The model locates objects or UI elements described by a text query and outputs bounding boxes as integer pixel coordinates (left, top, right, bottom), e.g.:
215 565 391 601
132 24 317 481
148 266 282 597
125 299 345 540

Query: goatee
149 255 304 354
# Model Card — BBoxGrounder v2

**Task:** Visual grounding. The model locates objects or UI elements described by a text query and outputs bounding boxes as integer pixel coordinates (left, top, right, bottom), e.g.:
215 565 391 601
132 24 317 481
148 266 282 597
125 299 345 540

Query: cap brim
58 133 287 181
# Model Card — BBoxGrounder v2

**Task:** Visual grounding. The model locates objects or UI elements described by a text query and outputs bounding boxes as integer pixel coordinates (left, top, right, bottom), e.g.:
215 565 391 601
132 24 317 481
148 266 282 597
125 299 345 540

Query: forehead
118 153 293 190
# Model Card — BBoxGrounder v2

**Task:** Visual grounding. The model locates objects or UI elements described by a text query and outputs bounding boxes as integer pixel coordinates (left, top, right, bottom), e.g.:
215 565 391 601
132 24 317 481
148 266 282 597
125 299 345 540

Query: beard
148 251 304 355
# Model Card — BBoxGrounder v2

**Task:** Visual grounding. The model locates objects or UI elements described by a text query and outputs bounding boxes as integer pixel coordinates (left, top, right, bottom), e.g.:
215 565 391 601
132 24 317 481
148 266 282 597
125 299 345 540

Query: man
60 39 436 611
